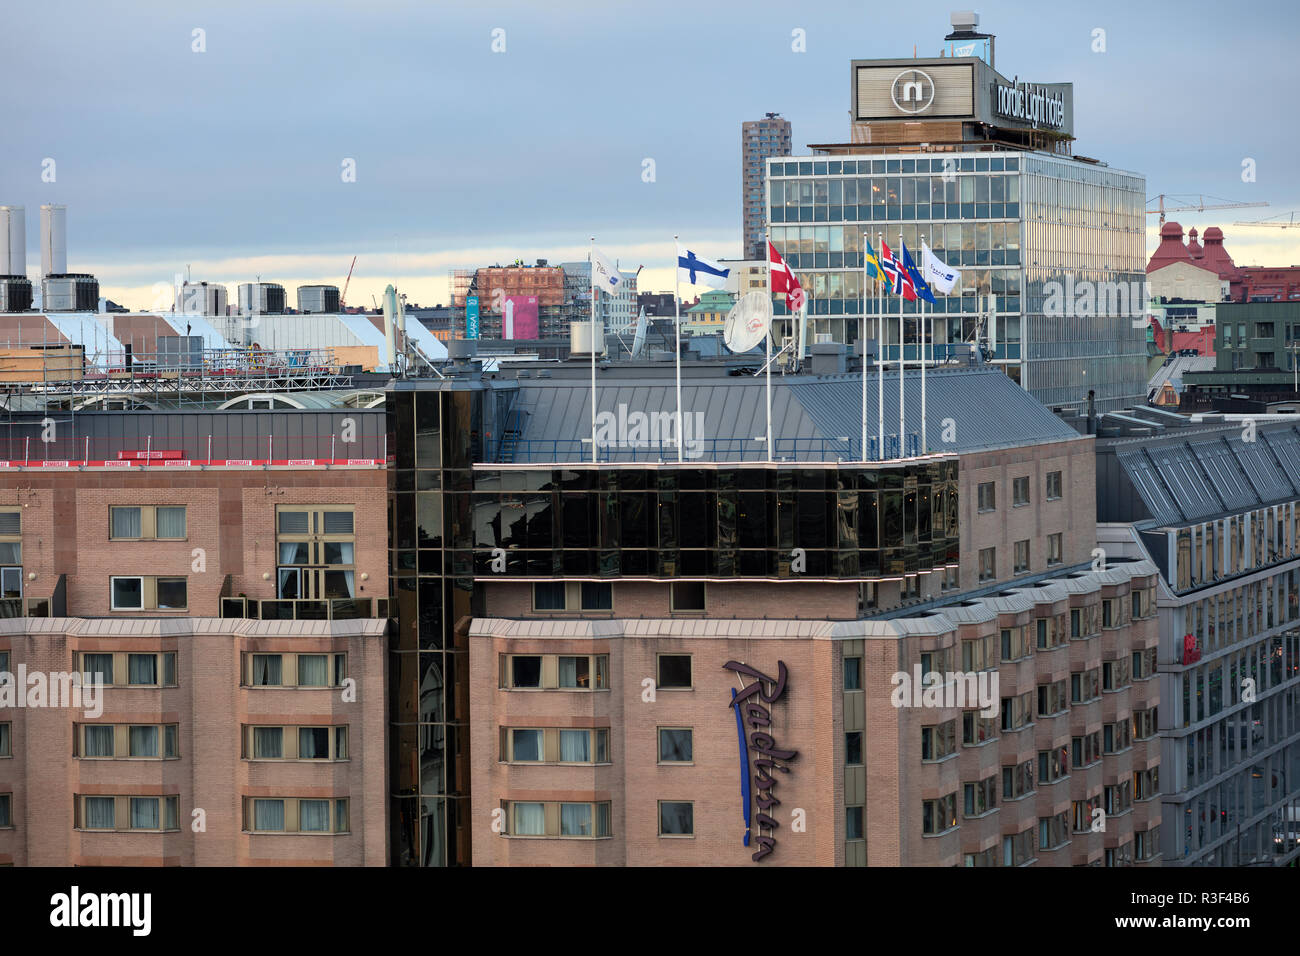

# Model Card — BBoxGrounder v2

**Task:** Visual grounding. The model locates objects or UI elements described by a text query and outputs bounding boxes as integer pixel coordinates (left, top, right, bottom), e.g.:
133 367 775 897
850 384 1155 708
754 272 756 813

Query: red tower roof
1147 221 1191 273
1200 227 1239 280
1186 226 1204 260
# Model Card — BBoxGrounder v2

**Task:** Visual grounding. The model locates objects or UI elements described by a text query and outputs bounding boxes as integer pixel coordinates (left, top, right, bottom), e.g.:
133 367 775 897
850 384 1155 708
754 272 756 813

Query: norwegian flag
768 240 806 311
879 240 916 302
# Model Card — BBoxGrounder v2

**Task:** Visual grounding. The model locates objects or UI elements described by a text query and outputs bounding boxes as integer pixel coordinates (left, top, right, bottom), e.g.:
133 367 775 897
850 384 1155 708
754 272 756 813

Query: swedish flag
863 240 888 285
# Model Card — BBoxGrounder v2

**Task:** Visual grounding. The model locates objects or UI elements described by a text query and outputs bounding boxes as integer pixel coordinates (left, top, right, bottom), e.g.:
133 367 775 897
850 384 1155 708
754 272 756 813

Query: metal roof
1112 424 1300 525
508 365 1084 462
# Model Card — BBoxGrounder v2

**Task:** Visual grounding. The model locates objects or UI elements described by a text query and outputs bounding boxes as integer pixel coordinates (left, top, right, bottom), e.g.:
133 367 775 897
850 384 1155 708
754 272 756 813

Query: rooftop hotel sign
725 660 797 862
994 81 1066 131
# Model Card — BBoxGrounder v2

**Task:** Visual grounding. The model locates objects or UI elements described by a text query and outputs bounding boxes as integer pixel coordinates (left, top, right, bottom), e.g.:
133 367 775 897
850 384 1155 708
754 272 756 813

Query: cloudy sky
2 0 1297 309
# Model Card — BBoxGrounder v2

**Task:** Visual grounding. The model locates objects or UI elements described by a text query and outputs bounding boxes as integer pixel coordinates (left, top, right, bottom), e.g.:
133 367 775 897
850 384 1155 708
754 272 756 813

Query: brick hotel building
0 404 390 866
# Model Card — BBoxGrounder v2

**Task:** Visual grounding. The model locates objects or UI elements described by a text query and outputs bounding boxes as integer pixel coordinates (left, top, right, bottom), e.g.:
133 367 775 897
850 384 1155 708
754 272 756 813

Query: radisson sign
994 81 1066 131
726 660 798 862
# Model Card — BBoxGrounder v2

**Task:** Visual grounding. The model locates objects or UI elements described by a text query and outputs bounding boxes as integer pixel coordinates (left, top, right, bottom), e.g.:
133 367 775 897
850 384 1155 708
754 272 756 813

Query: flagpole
590 236 597 464
674 235 683 462
920 233 927 456
860 232 867 463
898 230 905 459
765 229 773 463
877 231 883 462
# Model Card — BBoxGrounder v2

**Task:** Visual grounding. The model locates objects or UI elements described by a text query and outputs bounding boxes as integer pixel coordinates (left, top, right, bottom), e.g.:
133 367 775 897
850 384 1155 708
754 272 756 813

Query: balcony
0 575 66 618
219 597 388 621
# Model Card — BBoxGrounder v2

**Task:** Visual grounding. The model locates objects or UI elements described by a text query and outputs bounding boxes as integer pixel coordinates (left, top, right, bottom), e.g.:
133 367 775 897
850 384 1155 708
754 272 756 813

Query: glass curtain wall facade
765 151 1145 412
388 388 480 866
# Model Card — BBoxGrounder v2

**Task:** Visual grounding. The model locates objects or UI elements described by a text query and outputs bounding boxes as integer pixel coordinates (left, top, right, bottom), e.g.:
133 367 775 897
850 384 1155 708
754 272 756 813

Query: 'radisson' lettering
724 660 797 862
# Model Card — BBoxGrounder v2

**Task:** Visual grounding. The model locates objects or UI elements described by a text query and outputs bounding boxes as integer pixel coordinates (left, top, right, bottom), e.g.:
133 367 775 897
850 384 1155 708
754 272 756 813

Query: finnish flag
676 243 730 289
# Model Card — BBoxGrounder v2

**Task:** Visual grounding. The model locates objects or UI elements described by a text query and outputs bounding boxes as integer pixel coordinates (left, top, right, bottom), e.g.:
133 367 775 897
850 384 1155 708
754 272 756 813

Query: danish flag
768 241 806 312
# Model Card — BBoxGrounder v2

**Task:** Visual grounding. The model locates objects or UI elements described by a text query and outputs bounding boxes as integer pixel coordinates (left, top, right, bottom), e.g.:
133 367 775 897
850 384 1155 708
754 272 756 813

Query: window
242 652 347 688
0 793 8 827
1014 539 1030 573
1072 732 1102 768
978 547 995 582
110 576 187 611
1103 720 1131 754
963 776 996 817
1134 767 1159 801
845 731 862 765
922 793 957 834
659 728 693 763
1135 825 1160 861
532 581 614 612
1104 781 1132 816
503 727 609 764
1103 657 1131 691
1038 812 1070 850
504 800 611 838
921 720 956 761
962 634 999 671
670 581 706 612
962 710 998 746
1070 668 1100 704
500 653 609 690
1000 691 1034 732
244 797 349 833
0 512 21 599
254 726 284 759
1133 707 1158 740
0 722 8 757
1047 533 1063 566
977 481 996 512
1037 679 1068 716
659 801 694 836
1001 625 1031 661
1002 760 1034 800
846 806 864 840
1012 476 1029 506
964 847 998 867
1038 747 1068 784
110 505 187 540
1046 471 1062 500
77 651 176 687
1036 615 1067 650
657 654 692 689
276 507 356 600
843 656 862 690
78 795 179 831
918 647 952 678
1073 795 1102 832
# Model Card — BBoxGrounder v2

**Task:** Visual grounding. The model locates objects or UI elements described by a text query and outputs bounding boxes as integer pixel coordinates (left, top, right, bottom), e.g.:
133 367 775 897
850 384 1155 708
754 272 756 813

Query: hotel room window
658 728 693 763
275 507 356 600
658 801 694 837
657 654 693 689
109 505 186 541
0 511 20 599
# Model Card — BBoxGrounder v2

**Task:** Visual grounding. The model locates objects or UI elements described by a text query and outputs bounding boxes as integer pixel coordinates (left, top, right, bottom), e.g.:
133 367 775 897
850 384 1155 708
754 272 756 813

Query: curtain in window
130 797 159 829
557 656 578 687
128 655 157 684
335 800 349 833
253 656 281 686
299 728 327 759
334 727 348 760
323 542 354 565
164 797 178 830
297 655 328 686
85 796 116 829
254 799 285 831
253 727 282 758
513 802 544 835
84 725 113 757
156 507 186 538
299 799 330 832
559 730 590 762
323 570 355 598
0 542 20 564
560 803 592 836
130 726 158 757
276 568 300 600
0 722 9 757
165 725 177 758
660 802 692 834
84 654 112 684
278 543 306 563
111 508 141 538
164 654 176 687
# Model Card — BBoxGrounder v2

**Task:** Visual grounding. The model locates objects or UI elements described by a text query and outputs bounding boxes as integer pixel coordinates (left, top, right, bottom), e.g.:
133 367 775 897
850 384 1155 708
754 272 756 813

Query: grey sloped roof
509 365 1083 462
1114 425 1300 526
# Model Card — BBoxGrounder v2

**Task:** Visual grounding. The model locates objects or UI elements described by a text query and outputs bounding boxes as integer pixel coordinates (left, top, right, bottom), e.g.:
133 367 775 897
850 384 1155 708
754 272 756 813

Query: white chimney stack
40 203 67 276
0 206 25 276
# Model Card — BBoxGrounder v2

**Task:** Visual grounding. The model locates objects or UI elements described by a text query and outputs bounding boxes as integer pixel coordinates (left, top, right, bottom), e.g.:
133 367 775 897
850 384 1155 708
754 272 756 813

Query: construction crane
1147 194 1268 225
340 256 357 311
1232 211 1299 230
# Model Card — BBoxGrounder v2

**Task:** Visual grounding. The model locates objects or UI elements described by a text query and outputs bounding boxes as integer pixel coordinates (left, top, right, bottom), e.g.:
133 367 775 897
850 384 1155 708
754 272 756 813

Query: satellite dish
723 291 772 353
631 307 648 357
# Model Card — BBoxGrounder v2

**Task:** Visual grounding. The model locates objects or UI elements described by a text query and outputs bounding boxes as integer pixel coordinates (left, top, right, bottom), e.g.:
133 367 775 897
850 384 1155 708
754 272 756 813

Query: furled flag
676 244 731 289
768 240 805 311
921 241 961 295
863 239 889 285
591 247 625 293
901 243 936 304
879 240 915 302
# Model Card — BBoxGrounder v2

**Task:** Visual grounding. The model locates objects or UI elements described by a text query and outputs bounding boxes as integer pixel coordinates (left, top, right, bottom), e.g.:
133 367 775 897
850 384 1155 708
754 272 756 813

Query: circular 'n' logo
890 69 935 114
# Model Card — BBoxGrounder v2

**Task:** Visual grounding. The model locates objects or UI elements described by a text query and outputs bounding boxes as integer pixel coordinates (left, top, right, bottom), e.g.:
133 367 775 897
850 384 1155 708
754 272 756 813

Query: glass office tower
766 151 1146 412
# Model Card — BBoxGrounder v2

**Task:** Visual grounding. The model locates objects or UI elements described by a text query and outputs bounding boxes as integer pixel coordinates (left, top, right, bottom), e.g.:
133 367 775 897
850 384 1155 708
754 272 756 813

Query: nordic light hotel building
764 36 1147 413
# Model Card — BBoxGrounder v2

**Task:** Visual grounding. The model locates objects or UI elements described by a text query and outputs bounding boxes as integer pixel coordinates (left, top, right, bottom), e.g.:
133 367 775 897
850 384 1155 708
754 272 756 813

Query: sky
2 0 1299 310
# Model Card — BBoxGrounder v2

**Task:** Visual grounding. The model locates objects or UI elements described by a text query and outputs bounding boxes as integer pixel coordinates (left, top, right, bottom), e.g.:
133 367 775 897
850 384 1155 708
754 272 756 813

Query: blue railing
486 434 926 464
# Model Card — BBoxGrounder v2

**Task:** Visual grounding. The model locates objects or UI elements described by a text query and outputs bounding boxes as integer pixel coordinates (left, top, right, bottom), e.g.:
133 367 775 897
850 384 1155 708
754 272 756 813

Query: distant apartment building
463 263 566 340
0 405 389 866
682 290 734 335
1181 301 1300 405
743 113 792 259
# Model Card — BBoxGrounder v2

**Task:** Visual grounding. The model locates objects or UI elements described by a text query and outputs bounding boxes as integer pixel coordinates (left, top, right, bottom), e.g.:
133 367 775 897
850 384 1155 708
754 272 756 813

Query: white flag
921 241 961 295
591 247 624 294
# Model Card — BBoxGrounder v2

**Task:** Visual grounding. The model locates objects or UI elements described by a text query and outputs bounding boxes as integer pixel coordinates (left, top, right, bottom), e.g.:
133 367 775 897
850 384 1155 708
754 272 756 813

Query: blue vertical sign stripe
731 687 752 847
